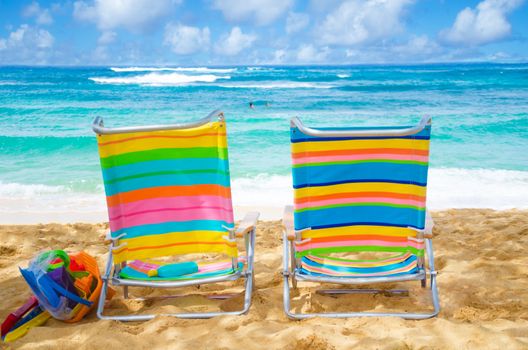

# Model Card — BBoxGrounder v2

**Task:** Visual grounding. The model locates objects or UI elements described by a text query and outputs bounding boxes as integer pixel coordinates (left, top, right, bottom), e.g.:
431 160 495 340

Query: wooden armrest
424 210 434 239
235 211 260 238
282 205 296 241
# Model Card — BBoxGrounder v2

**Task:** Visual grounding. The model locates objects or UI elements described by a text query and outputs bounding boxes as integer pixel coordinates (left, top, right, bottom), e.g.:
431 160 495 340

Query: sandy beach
1 209 527 349
2 0 528 347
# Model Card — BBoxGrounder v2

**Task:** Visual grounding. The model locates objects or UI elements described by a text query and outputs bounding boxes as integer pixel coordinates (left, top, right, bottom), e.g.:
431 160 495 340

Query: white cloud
212 0 293 25
35 30 54 48
98 31 117 45
393 35 441 56
0 24 54 64
296 44 329 63
440 0 524 46
73 0 179 32
5 24 54 49
286 12 309 34
164 23 210 55
23 1 53 25
215 27 256 56
318 0 414 46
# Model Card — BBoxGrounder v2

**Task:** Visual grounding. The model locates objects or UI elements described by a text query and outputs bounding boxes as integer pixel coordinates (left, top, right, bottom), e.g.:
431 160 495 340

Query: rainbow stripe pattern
119 257 246 281
290 123 431 277
96 120 236 265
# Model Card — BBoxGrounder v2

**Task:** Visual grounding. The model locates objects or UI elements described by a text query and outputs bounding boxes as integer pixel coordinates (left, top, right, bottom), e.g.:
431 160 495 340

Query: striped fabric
300 253 419 277
119 257 247 281
290 123 431 277
96 120 236 264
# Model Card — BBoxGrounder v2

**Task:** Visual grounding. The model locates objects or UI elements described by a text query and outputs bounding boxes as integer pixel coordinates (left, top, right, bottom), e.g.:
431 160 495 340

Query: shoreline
2 206 528 225
1 209 527 349
2 167 528 224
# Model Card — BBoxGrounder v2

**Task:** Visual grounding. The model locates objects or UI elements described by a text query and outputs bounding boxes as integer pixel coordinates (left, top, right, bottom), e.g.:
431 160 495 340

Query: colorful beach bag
1 250 109 343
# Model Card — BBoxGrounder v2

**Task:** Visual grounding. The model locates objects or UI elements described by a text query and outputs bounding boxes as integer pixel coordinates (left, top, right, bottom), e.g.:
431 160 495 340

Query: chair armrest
282 205 296 241
104 230 115 245
424 210 434 239
235 211 260 238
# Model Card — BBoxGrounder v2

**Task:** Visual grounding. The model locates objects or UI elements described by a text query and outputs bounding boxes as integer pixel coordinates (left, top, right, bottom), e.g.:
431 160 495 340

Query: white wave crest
0 182 68 197
110 66 235 73
427 168 528 210
90 72 231 86
0 181 106 224
337 74 350 78
0 81 20 86
231 168 528 219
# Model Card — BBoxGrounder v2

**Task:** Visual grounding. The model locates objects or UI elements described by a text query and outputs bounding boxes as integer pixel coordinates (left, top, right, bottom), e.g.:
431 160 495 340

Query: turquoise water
0 64 527 221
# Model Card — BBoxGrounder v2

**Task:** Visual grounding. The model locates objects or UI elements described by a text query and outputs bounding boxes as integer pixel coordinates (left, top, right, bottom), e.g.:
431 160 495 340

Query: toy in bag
1 250 112 343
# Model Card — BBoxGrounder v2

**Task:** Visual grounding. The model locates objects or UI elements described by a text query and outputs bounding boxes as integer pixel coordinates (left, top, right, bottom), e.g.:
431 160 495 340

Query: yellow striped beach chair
92 110 259 321
282 116 440 319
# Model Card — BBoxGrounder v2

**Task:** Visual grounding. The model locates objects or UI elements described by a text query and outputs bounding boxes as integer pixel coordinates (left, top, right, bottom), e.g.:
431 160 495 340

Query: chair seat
298 252 420 278
119 257 246 281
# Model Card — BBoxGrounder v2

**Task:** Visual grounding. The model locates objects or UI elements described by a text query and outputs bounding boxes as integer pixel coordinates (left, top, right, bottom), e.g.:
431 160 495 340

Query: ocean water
0 64 527 222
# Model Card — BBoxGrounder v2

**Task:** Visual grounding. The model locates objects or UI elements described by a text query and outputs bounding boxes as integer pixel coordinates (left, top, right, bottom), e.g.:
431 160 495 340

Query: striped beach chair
92 110 258 321
282 116 440 319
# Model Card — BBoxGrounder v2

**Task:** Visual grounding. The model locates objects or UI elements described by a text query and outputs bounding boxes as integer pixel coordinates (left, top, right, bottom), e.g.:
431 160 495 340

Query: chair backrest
290 118 431 259
94 116 236 264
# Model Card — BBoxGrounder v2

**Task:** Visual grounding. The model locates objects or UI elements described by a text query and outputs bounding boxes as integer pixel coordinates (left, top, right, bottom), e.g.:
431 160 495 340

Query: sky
0 0 527 66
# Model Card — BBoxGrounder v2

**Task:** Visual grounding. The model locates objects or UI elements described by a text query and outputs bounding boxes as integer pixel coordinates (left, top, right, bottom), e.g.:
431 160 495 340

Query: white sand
1 209 527 349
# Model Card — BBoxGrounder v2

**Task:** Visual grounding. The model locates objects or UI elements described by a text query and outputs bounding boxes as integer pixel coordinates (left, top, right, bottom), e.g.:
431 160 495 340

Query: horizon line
1 60 527 69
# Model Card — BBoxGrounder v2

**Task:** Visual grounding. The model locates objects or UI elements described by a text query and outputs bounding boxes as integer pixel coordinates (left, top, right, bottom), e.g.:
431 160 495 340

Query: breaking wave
90 72 231 86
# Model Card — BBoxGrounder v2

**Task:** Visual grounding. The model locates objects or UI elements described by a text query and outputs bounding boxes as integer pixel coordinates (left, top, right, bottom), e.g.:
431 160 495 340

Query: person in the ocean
249 102 254 109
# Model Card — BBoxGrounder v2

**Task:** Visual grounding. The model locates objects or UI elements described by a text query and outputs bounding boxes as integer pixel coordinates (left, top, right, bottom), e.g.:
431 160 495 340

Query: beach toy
1 301 51 343
69 256 86 272
19 250 93 320
47 267 80 308
1 250 112 342
64 251 107 323
1 296 39 338
37 250 70 271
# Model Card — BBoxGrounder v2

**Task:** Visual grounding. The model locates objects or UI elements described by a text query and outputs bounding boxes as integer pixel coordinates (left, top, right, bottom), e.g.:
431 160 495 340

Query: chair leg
288 271 298 290
289 241 298 290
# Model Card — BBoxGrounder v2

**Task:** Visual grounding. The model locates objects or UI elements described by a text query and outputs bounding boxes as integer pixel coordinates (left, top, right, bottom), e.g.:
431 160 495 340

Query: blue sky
0 0 527 65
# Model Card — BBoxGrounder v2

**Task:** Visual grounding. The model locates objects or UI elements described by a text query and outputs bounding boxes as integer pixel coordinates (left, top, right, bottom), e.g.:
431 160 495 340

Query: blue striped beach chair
282 116 440 319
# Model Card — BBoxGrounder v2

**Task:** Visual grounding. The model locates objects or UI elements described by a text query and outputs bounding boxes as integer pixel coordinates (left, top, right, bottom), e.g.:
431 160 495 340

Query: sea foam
231 168 528 219
0 181 106 224
90 72 231 86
